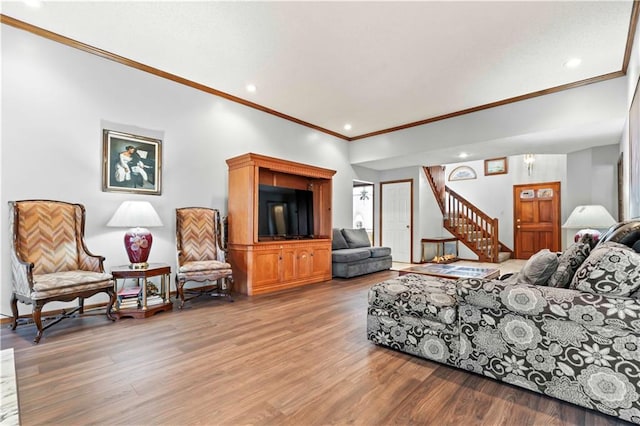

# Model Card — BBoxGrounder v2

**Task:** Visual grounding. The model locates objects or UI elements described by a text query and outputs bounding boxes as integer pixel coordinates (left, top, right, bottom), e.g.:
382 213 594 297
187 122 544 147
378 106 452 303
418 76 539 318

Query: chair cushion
178 269 233 282
332 228 349 250
547 239 591 288
516 249 558 286
178 260 231 273
341 228 371 248
332 248 371 263
571 242 640 296
31 271 113 300
33 271 113 292
369 247 392 258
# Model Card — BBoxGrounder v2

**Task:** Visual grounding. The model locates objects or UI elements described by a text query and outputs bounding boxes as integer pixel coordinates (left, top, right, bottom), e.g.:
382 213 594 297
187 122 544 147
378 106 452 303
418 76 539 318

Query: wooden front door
513 181 561 259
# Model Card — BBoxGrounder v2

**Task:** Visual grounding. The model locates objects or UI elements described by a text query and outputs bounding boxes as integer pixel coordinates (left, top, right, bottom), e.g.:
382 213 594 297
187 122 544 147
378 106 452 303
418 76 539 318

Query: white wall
566 145 619 217
0 25 353 317
376 167 425 262
621 14 640 219
2 17 636 319
348 77 627 170
446 154 568 251
352 149 618 262
368 150 617 260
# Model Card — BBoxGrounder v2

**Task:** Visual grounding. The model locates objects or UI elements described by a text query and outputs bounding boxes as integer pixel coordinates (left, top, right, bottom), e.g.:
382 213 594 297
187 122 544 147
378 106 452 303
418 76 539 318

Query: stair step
498 251 512 263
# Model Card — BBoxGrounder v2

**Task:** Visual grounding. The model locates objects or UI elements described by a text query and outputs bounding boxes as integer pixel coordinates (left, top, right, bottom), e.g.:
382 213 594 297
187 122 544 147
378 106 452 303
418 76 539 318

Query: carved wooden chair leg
106 289 117 321
176 277 186 309
33 304 44 344
222 278 234 302
10 294 18 331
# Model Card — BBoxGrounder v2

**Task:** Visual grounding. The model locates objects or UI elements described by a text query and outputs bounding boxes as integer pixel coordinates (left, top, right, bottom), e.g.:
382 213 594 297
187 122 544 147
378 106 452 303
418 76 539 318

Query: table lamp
562 205 616 243
107 201 163 269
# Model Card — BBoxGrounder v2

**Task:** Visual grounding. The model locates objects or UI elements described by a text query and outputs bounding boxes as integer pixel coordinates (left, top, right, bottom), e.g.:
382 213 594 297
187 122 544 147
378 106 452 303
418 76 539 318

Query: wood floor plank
1 269 631 425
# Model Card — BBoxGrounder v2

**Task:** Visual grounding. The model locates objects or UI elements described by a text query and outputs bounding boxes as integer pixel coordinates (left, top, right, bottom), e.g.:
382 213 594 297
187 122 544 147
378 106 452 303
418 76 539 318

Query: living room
1 1 640 424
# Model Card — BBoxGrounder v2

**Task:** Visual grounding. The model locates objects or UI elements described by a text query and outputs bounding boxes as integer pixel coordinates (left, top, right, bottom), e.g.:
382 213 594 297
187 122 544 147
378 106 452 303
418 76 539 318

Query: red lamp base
124 227 153 269
574 228 601 243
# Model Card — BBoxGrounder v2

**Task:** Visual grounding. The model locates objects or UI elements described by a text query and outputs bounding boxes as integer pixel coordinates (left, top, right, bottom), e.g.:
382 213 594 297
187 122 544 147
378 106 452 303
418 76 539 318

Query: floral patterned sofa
368 219 640 423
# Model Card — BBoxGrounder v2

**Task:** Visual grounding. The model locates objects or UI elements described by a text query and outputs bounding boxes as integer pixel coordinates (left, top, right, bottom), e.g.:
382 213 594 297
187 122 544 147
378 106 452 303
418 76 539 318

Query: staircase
424 166 512 263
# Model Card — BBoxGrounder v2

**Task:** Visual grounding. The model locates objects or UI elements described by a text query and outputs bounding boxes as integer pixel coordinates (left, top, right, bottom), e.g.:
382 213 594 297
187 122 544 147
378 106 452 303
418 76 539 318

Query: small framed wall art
448 165 477 181
484 157 508 176
102 130 162 195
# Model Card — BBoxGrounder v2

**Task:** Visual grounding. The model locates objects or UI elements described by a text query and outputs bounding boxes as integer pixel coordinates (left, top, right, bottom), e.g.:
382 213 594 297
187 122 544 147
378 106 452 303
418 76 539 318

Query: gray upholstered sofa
332 228 392 278
368 219 640 423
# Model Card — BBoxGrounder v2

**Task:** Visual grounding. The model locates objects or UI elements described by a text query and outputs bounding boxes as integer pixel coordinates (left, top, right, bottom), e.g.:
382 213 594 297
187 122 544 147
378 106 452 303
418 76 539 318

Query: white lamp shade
562 205 616 229
107 201 163 228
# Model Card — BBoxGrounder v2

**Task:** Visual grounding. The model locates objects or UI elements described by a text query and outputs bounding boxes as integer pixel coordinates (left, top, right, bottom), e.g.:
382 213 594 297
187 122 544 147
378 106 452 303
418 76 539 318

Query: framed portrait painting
484 157 508 176
102 130 162 195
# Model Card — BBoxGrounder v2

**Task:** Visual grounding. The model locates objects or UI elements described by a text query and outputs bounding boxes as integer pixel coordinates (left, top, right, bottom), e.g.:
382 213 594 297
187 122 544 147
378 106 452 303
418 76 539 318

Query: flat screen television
258 184 314 240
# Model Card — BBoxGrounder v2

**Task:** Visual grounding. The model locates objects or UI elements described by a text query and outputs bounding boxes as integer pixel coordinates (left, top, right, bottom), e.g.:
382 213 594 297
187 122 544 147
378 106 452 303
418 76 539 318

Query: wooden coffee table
399 263 500 280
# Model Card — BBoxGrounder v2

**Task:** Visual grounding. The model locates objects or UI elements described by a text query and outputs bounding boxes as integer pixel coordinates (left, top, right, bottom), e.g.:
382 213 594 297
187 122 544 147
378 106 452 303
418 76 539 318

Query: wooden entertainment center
226 153 336 295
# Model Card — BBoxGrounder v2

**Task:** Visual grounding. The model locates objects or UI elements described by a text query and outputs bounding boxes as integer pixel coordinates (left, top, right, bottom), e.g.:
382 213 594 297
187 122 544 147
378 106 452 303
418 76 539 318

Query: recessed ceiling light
344 124 352 131
23 0 42 7
458 152 468 159
246 84 257 93
563 58 582 68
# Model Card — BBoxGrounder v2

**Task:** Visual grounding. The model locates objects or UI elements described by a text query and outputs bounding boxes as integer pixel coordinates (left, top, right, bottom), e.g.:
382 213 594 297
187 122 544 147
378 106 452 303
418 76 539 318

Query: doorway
381 180 413 263
513 181 561 259
353 181 374 244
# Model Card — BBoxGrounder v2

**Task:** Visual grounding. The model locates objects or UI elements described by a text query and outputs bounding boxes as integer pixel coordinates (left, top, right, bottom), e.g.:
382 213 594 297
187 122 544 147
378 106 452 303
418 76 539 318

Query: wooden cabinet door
253 249 281 287
281 247 297 282
311 245 331 277
297 248 313 279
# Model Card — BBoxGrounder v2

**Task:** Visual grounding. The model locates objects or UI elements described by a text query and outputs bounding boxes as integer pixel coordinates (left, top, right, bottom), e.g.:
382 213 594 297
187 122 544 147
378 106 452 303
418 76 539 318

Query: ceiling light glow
563 58 582 68
246 84 257 93
344 124 352 131
458 152 468 159
23 0 42 7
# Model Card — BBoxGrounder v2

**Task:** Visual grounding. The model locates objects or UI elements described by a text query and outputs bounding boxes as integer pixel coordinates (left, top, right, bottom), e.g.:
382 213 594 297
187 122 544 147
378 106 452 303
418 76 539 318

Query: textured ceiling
1 1 636 141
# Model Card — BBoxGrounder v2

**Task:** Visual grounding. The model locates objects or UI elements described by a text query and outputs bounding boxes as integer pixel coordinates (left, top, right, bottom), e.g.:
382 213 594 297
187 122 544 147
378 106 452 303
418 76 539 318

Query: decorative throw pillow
516 249 559 286
570 242 640 296
547 240 591 288
332 228 349 250
341 228 371 248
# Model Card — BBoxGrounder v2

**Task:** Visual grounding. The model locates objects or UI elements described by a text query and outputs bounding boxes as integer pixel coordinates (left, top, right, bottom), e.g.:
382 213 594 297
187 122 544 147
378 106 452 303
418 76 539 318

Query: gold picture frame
102 130 162 195
484 157 508 176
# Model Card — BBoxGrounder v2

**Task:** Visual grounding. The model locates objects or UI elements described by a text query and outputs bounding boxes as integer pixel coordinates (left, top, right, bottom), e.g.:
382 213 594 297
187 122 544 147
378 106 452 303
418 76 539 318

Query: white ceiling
1 1 636 164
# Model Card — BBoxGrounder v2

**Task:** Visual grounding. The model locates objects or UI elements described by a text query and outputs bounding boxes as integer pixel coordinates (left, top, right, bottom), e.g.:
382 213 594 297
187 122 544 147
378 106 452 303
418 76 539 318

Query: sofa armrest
457 278 640 332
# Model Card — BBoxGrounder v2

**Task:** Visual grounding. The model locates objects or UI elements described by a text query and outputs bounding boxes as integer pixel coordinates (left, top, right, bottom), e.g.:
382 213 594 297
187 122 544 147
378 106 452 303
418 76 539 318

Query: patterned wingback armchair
9 200 116 343
175 207 233 308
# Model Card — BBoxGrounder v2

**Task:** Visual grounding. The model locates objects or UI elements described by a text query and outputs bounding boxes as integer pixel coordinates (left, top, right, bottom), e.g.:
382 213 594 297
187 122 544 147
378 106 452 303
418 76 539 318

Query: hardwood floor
1 270 630 425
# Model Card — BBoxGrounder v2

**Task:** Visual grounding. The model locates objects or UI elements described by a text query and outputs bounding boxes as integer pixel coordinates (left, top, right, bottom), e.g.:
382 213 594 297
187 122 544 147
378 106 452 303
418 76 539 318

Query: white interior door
381 180 412 263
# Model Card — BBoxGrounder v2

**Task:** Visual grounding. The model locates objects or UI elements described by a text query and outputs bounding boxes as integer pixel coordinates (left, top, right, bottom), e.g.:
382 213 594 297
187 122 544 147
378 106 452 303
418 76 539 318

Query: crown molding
3 3 638 143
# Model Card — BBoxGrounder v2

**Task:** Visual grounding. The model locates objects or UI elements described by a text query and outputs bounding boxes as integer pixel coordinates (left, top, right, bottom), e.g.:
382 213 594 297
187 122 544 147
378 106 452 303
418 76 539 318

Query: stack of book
117 286 141 310
145 295 165 307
